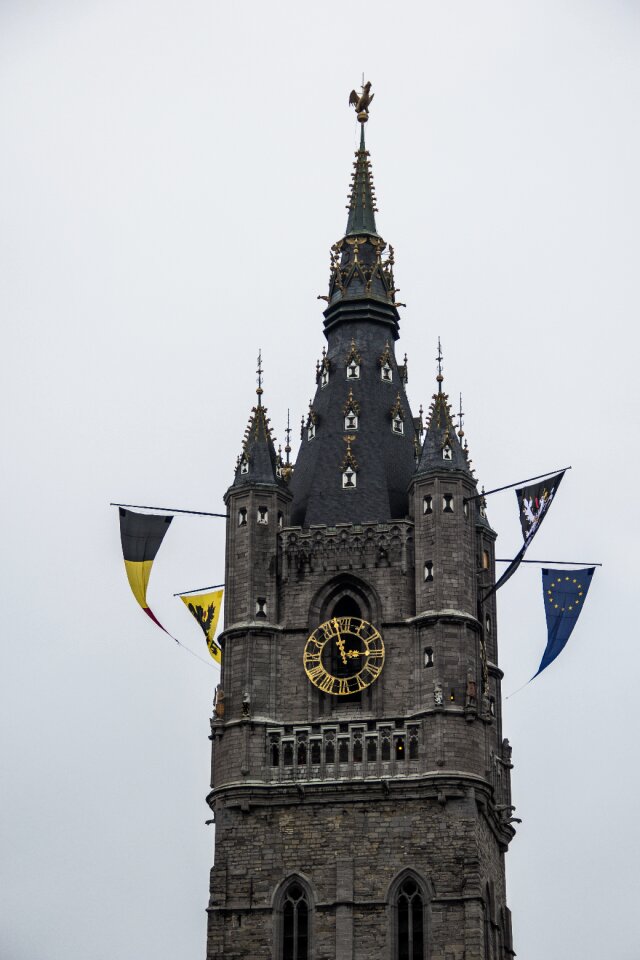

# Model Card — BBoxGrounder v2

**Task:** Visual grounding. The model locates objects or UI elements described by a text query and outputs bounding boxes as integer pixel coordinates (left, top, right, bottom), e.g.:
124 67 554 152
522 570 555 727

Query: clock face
303 616 385 696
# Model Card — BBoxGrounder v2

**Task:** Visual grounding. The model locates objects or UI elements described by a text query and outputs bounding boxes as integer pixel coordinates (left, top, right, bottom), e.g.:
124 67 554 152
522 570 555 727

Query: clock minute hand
332 619 348 665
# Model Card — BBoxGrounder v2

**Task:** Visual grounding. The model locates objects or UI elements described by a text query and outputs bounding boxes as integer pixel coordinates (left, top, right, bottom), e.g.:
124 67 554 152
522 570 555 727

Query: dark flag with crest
486 471 565 598
534 567 595 677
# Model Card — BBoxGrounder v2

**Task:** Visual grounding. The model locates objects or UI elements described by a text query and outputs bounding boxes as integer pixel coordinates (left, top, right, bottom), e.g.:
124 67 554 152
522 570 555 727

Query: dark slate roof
416 388 475 478
231 402 285 489
346 124 379 237
290 321 417 527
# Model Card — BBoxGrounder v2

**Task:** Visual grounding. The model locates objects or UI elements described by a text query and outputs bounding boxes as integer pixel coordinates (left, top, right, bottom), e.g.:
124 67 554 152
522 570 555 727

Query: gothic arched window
280 880 310 960
395 876 425 960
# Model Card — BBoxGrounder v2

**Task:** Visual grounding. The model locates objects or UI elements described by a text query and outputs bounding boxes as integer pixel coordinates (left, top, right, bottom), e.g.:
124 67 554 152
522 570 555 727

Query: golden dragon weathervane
349 80 374 123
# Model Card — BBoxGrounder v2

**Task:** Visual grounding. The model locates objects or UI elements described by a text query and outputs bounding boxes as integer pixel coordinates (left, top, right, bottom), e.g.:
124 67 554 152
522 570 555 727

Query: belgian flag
119 508 173 634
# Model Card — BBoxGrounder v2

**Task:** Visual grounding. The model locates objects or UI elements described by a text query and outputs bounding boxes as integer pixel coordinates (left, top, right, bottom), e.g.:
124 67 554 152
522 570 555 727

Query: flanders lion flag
119 508 173 635
180 590 223 664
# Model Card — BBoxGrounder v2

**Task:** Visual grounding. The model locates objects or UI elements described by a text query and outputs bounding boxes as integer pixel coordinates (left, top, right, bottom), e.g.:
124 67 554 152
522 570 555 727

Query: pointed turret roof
416 346 475 478
231 356 285 489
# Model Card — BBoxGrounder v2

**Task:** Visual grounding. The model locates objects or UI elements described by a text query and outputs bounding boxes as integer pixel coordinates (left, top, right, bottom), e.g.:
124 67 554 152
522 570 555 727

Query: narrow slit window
344 411 358 431
256 597 267 618
463 500 469 519
423 647 434 668
423 495 433 515
342 467 357 489
238 507 247 526
396 878 424 960
270 735 280 767
278 511 284 529
307 421 316 440
282 882 309 960
482 550 490 570
366 737 377 762
310 740 321 765
338 739 349 763
381 360 393 382
283 742 294 767
485 613 492 635
443 494 454 513
380 728 391 762
408 726 419 760
257 506 269 524
424 560 434 583
297 735 307 766
353 731 363 763
442 444 452 461
392 413 404 435
321 367 329 387
240 457 249 475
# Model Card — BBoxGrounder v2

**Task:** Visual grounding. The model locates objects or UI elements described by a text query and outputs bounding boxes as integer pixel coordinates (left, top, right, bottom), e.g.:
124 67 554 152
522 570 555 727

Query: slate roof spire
232 352 284 488
289 84 418 527
345 124 379 238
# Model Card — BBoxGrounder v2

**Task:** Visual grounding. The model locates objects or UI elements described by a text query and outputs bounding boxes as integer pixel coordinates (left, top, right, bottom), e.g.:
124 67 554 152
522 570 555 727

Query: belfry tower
206 89 516 960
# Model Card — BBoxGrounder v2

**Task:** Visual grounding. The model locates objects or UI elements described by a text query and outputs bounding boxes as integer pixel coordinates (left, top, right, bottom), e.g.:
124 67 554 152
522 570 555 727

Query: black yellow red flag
179 590 223 664
119 508 173 635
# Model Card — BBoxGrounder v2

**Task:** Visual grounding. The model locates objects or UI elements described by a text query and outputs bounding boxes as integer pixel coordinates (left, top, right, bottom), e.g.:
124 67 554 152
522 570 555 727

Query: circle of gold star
547 575 584 612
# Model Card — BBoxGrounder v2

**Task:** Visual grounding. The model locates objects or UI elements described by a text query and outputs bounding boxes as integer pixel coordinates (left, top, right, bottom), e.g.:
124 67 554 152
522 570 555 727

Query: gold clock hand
332 619 348 665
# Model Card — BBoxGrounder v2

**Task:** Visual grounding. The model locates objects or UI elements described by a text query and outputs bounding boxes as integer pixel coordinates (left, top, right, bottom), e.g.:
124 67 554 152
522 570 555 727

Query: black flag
485 471 565 599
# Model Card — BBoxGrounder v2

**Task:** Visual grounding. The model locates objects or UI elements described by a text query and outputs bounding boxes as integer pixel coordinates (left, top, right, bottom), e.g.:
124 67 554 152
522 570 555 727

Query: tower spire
323 81 401 339
345 120 379 238
232 353 284 488
256 349 263 406
436 337 444 393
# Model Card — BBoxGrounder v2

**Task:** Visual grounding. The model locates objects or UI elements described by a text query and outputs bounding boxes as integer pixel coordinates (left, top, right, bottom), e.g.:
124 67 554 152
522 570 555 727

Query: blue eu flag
536 567 595 677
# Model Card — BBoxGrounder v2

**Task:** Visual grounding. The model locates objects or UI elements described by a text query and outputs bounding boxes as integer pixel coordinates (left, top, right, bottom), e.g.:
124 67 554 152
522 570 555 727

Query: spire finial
285 409 292 465
436 338 444 393
457 393 465 438
256 349 263 404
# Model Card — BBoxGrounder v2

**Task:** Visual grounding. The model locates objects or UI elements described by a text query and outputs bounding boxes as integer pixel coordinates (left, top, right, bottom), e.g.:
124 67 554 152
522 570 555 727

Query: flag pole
111 502 228 518
495 558 602 566
174 583 225 597
464 466 571 503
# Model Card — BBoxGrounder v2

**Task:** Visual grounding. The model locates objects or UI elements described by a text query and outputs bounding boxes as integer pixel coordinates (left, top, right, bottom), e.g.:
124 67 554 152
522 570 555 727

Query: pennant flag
535 567 595 677
490 470 565 596
119 508 173 635
180 590 223 664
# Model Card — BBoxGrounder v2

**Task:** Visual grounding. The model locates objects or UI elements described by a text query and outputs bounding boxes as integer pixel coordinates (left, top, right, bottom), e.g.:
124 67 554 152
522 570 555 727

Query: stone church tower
206 94 516 960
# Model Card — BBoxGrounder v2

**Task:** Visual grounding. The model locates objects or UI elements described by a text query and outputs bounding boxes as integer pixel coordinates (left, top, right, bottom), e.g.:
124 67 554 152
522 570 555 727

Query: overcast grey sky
2 2 638 958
